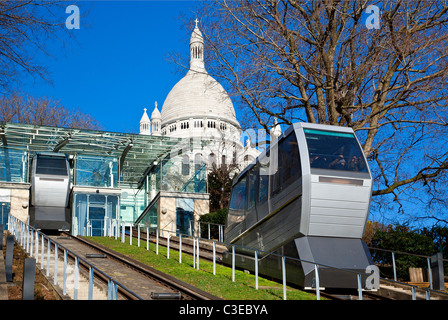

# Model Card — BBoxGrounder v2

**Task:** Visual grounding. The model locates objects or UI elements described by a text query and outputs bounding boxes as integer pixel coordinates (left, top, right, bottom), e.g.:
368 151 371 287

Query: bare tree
0 1 75 90
189 0 448 222
0 92 101 130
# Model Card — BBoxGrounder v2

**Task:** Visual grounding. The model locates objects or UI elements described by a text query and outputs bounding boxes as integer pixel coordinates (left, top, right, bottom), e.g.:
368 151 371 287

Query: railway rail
67 234 219 300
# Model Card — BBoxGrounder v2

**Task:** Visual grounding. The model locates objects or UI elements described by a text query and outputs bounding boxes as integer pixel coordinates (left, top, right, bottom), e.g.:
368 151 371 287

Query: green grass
86 236 319 300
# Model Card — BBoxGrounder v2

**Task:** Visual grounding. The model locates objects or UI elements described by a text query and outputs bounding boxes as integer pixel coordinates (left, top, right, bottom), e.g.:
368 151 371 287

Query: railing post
53 243 58 286
213 241 216 275
315 264 320 300
26 226 30 254
40 234 45 269
208 223 211 240
156 228 159 255
74 256 79 300
357 273 363 300
108 280 113 300
63 249 68 295
427 257 433 290
179 234 182 264
232 245 235 282
255 251 258 289
146 227 149 251
138 224 140 247
193 237 196 268
35 231 39 262
167 235 170 259
196 238 200 270
392 252 397 281
88 267 94 300
30 229 34 257
282 256 287 300
46 238 51 277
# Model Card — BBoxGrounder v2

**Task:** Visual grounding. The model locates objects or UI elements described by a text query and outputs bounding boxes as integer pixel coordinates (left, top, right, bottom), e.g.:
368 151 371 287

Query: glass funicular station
0 122 209 237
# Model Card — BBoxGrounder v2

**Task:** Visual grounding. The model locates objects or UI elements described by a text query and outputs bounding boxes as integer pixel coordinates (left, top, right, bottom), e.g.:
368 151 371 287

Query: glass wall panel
138 200 158 230
147 158 207 195
75 155 118 188
176 198 194 236
72 192 119 236
119 188 137 223
0 202 10 230
0 147 28 183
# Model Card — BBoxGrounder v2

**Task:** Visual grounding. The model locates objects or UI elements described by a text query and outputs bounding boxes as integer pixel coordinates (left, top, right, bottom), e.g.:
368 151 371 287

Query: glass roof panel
0 122 189 187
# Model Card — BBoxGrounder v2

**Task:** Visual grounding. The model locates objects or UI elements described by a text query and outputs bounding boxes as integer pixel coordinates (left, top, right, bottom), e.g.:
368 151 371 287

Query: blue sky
21 1 203 133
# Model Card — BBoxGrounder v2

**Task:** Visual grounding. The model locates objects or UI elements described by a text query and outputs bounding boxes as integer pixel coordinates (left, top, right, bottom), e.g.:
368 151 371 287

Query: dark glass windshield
304 129 367 173
35 155 68 175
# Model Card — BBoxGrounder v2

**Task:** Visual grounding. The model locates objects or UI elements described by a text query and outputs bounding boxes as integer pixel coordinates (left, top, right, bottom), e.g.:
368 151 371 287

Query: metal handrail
128 222 448 300
8 215 144 300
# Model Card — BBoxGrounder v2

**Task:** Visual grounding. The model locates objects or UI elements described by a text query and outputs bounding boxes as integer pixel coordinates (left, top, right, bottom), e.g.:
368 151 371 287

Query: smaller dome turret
151 101 161 136
140 108 151 135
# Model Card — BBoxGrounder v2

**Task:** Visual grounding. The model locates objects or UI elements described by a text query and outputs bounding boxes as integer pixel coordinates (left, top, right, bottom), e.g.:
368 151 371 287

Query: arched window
194 153 202 172
208 153 216 168
221 155 226 168
182 155 190 176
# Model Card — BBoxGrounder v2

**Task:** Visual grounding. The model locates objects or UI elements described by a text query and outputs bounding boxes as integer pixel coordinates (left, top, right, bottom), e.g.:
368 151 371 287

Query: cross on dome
195 18 199 28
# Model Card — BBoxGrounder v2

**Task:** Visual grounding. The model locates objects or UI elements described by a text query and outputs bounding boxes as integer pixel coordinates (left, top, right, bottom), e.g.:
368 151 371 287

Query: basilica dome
161 23 239 128
161 70 239 127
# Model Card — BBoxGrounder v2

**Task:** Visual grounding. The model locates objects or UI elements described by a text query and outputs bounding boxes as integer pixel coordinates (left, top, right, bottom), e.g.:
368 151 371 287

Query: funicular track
62 230 445 301
48 231 221 300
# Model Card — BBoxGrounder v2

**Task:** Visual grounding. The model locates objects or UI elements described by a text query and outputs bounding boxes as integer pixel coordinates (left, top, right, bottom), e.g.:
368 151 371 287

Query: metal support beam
0 131 7 146
119 141 133 175
53 136 71 152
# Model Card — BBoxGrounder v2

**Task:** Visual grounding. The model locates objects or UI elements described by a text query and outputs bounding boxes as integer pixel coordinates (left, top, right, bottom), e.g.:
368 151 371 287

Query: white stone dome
161 23 239 128
161 70 239 127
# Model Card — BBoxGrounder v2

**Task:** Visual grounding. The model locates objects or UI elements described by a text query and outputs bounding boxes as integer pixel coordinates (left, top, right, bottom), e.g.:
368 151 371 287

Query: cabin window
271 132 301 195
304 129 367 172
35 156 67 175
247 168 257 209
258 150 270 202
229 176 247 213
